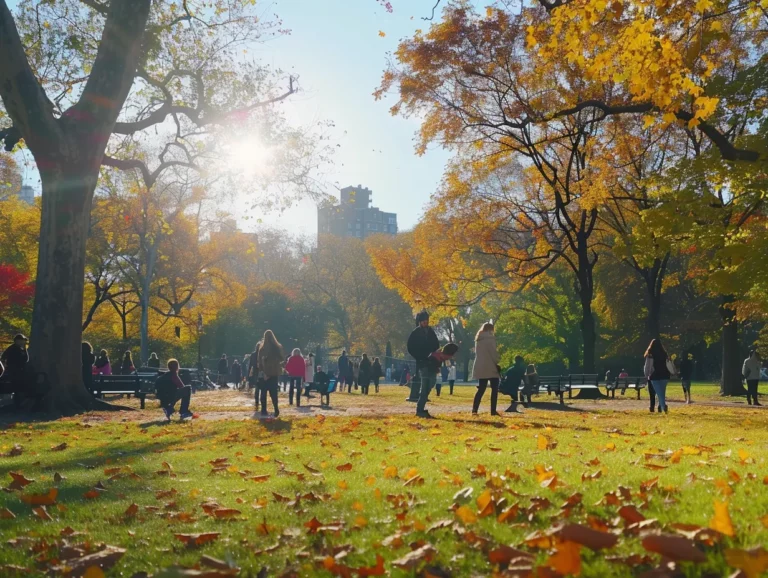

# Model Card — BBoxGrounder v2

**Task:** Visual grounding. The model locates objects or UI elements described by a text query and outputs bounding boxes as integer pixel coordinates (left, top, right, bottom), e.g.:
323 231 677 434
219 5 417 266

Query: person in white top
447 362 457 395
742 350 762 406
471 323 501 415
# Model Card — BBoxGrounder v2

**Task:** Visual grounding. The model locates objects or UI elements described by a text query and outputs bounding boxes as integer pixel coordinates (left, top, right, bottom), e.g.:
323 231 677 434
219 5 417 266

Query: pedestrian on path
257 330 284 418
679 353 694 404
644 338 674 414
743 350 762 406
359 353 372 394
372 357 383 393
407 310 440 418
338 351 348 392
471 322 501 416
447 362 456 395
285 348 305 407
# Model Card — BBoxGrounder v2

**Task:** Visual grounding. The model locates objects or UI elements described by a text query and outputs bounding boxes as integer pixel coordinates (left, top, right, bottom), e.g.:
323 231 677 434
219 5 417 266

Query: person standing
346 357 355 394
471 323 501 416
257 330 284 418
285 348 306 407
501 355 526 411
437 363 449 397
1 334 29 389
359 353 372 394
231 359 242 390
337 351 349 392
372 357 383 393
217 354 229 388
94 349 112 375
120 351 135 375
386 365 392 383
155 358 194 421
81 342 96 394
407 310 440 418
248 340 264 408
644 338 674 414
352 359 360 390
147 352 161 369
447 361 457 395
679 353 694 404
524 363 539 402
304 353 315 396
743 350 762 406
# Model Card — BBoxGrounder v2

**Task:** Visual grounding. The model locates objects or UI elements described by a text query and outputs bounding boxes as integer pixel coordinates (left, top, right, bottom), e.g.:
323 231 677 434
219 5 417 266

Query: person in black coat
147 352 161 369
359 354 372 395
501 355 527 411
217 354 229 387
231 359 242 388
371 357 383 393
407 310 440 418
82 342 96 393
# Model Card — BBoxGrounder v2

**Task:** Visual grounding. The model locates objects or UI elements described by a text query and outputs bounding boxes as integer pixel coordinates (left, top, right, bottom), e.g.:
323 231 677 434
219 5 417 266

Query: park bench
304 378 337 406
566 374 600 398
89 374 146 408
530 376 569 405
605 376 647 399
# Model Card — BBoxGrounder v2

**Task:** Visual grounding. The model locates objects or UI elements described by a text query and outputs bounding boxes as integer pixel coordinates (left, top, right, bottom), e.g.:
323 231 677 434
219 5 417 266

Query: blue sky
237 0 459 235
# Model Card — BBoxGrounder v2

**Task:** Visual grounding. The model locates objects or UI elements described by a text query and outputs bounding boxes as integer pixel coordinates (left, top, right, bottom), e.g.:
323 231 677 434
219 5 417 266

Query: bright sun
226 136 274 177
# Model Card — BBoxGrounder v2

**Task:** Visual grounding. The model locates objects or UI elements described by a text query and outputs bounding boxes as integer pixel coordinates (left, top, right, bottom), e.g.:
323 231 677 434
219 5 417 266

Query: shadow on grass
248 414 293 432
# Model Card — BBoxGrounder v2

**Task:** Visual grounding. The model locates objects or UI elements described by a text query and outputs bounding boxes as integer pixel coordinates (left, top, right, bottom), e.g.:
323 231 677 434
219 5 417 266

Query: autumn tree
0 0 300 412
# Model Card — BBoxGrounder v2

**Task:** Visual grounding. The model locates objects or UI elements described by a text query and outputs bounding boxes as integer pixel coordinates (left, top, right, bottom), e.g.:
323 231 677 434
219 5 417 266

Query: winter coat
407 326 440 369
338 354 348 374
359 358 372 382
148 356 161 369
679 358 694 381
217 358 229 375
231 361 242 382
285 354 306 378
501 361 526 395
743 356 762 381
644 354 671 381
472 332 500 380
371 360 383 380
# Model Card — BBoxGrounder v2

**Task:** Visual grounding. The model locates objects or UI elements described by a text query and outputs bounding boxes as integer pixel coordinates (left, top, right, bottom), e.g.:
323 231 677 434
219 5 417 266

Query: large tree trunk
31 158 99 413
719 297 745 396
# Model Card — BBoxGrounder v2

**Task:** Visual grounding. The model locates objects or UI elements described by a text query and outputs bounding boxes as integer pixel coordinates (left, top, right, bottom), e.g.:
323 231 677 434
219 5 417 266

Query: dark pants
473 378 499 414
361 378 371 394
648 381 656 411
260 376 279 415
373 377 380 393
288 377 302 406
416 368 437 413
253 378 264 410
449 380 455 395
163 386 191 414
346 375 354 393
747 380 759 404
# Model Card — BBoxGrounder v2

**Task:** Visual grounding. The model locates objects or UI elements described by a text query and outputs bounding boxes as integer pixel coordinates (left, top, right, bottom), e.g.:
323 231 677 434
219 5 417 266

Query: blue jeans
416 369 437 413
651 379 668 411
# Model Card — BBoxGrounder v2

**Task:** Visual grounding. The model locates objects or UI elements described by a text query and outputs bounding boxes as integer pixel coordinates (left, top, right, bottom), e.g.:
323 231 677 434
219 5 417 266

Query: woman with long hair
644 338 673 414
94 349 112 375
121 350 135 375
371 357 383 393
359 353 372 395
257 330 284 417
471 323 501 416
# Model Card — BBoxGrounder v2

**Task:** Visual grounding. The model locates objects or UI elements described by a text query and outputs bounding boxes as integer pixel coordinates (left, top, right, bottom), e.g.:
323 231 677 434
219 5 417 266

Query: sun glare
227 137 275 177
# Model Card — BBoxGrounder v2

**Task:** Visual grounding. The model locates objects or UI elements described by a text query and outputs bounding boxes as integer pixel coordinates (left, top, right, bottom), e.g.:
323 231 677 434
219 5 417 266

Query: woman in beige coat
471 323 501 415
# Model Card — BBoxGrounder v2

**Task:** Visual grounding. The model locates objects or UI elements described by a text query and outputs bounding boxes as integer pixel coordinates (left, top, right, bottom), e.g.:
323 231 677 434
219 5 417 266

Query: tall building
317 185 398 241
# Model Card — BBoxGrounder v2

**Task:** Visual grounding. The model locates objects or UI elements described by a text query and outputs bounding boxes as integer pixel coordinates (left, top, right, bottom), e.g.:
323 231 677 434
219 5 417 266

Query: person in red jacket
285 348 306 407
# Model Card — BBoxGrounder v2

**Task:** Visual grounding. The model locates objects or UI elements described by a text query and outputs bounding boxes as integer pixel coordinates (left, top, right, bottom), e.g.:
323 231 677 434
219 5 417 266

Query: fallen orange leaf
20 488 57 506
547 540 582 575
709 500 735 537
725 547 768 578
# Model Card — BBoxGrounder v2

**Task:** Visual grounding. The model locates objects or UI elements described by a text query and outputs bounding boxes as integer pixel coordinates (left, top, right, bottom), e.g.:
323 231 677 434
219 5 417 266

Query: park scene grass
1 385 767 577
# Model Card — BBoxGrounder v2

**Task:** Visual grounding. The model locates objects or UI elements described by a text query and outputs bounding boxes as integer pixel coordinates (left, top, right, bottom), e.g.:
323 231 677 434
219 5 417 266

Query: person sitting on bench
155 359 193 420
308 365 331 403
1 334 29 390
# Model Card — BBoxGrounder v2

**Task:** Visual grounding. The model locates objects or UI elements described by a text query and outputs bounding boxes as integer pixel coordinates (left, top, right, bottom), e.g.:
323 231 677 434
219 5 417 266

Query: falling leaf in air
709 500 735 537
378 30 386 37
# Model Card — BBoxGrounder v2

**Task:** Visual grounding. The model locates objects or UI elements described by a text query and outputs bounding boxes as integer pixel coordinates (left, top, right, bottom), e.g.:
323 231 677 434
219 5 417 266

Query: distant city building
317 185 398 242
17 185 34 204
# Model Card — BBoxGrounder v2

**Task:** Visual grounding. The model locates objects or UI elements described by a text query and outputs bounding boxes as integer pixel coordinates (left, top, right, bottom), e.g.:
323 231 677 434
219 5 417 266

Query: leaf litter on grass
0 403 767 576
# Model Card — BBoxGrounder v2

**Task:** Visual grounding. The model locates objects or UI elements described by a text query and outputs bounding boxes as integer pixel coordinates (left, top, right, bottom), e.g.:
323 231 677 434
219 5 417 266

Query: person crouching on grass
156 359 193 421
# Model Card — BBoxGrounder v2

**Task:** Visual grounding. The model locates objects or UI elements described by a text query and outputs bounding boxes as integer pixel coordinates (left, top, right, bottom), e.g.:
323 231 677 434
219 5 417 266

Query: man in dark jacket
337 351 348 392
248 341 263 409
1 334 29 392
407 310 440 418
679 353 694 404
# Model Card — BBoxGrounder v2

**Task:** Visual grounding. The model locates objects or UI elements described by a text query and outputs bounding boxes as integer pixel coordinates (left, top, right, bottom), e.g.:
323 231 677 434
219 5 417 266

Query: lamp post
197 313 203 370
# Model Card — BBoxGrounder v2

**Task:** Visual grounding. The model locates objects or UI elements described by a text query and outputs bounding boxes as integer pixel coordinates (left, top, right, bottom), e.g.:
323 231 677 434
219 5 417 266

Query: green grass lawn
1 397 767 577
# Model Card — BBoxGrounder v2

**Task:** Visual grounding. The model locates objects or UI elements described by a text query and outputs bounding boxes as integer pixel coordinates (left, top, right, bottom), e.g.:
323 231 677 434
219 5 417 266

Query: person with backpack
743 349 762 406
471 323 501 416
155 358 194 421
644 338 675 414
501 355 526 411
359 353 372 394
257 330 284 418
372 357 383 393
285 348 306 407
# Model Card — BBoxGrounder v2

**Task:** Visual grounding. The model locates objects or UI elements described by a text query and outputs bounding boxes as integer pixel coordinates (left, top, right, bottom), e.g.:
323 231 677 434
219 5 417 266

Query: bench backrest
538 376 563 386
94 375 140 389
568 374 599 386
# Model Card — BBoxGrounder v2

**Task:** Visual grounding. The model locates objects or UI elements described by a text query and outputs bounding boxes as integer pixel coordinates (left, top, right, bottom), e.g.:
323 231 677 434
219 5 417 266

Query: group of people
335 351 384 394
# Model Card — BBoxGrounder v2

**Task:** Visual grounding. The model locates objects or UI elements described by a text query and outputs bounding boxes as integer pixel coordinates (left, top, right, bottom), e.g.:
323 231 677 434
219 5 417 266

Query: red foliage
0 264 35 313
